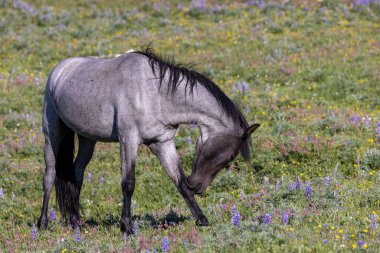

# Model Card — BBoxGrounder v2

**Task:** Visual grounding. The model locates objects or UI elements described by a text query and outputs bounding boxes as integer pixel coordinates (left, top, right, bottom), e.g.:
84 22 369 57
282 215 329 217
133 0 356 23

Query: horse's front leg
119 136 139 234
149 141 209 226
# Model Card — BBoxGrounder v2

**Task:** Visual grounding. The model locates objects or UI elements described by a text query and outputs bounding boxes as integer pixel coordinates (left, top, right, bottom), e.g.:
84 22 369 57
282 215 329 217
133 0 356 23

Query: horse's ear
242 123 260 139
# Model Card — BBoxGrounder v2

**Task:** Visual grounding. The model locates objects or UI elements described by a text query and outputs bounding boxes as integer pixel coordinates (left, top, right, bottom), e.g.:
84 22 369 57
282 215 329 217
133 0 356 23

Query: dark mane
132 46 252 161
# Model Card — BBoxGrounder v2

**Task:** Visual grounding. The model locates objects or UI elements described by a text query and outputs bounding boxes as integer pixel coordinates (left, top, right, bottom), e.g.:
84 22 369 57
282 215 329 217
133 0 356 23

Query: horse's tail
55 128 77 221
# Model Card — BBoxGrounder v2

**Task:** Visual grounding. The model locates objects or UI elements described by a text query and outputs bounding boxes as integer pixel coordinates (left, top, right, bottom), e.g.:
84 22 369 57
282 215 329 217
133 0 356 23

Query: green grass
0 0 380 252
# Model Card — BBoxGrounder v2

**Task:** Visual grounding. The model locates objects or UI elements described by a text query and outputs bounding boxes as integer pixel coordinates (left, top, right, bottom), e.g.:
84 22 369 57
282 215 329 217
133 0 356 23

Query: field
1 0 380 252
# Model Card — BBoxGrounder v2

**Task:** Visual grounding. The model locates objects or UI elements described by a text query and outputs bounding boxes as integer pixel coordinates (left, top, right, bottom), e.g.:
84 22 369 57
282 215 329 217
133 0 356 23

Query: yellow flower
364 244 368 249
335 235 340 239
363 228 368 233
339 229 343 234
331 226 335 230
352 244 357 249
61 249 67 253
368 138 374 144
318 224 322 228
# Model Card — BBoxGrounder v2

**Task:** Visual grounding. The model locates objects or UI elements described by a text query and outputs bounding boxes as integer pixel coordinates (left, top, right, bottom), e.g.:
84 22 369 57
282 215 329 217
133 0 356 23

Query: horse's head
186 124 260 194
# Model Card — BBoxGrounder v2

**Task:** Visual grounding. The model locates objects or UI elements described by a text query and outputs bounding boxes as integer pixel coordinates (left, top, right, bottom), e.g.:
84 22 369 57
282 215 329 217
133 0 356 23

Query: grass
0 0 380 252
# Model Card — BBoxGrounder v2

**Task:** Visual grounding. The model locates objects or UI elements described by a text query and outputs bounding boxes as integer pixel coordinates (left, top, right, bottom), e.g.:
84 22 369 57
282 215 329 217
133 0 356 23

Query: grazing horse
37 47 260 233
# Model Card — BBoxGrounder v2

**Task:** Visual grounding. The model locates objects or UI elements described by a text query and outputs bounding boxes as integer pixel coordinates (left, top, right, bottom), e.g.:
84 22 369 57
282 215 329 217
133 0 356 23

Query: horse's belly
54 92 118 142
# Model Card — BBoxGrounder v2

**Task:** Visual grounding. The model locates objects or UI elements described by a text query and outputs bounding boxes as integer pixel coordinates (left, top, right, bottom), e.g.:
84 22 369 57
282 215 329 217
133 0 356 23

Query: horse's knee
121 179 135 195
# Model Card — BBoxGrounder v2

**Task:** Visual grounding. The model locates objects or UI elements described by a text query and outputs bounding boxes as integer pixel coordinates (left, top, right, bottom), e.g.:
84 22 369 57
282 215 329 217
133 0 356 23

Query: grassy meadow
0 0 380 252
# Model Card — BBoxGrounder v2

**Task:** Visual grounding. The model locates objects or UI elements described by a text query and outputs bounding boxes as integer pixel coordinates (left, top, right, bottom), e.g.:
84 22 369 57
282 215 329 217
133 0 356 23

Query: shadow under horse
37 47 260 234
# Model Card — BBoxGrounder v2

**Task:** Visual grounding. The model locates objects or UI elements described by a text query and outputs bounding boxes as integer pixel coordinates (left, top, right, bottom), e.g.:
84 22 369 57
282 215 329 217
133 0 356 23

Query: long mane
132 47 252 161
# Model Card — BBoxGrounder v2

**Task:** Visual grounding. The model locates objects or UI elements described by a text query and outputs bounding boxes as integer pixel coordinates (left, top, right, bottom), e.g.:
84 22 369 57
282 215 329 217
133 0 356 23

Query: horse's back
45 53 147 141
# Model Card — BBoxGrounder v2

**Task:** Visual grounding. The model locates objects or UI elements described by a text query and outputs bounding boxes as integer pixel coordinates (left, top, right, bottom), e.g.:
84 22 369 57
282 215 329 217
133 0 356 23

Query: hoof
196 215 210 226
120 220 133 235
37 218 48 230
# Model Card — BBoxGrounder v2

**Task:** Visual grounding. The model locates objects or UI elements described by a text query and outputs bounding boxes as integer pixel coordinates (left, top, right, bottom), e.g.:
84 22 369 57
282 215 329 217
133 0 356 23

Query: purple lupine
230 205 241 227
123 232 127 242
350 115 356 123
264 213 271 224
74 227 81 243
30 224 38 241
19 138 23 147
247 0 254 6
237 81 242 92
295 177 301 190
324 176 330 187
376 121 380 137
162 236 169 252
358 240 365 248
87 172 92 182
357 156 361 166
245 104 250 113
1 144 5 153
265 83 270 92
232 85 236 94
191 0 206 11
239 191 245 200
242 81 248 93
275 181 280 190
133 220 139 235
131 202 136 210
49 207 56 221
0 188 3 198
323 239 328 244
99 177 104 184
364 116 370 126
288 181 294 191
187 136 192 144
153 2 160 11
370 214 378 230
282 212 289 225
356 115 362 124
305 181 312 198
32 135 37 143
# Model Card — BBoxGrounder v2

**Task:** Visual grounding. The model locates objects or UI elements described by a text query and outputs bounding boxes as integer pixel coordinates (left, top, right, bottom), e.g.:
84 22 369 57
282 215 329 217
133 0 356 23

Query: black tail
55 128 77 222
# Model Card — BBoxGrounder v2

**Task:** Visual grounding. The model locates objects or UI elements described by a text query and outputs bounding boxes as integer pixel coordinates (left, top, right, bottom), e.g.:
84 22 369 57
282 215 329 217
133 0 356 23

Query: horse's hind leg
38 99 67 229
149 141 209 226
70 135 96 226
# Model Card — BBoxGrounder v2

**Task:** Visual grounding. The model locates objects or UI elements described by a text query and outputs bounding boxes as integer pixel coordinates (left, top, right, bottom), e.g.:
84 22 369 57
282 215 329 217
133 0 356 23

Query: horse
37 47 260 234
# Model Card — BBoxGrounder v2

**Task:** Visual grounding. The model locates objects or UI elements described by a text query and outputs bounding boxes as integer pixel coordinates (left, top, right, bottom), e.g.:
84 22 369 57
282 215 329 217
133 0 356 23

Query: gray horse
37 47 260 233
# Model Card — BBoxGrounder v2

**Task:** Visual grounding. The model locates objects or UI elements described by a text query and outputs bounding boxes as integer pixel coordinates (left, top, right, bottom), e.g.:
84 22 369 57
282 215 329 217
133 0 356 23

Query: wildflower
288 181 294 191
50 207 56 221
368 138 374 144
263 176 269 185
242 81 248 93
74 227 80 243
162 236 169 252
356 115 362 124
30 224 38 241
99 177 104 184
370 214 378 230
295 177 301 190
232 85 236 94
1 144 5 153
265 83 270 92
87 172 92 182
0 188 3 198
245 104 250 113
239 191 245 200
191 0 206 11
275 181 280 190
376 121 380 137
323 239 328 244
305 181 312 198
19 138 23 147
350 115 356 123
230 205 241 227
264 213 271 224
187 136 192 144
133 220 139 235
358 240 364 248
123 232 127 242
324 176 330 186
364 116 370 126
282 212 289 225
